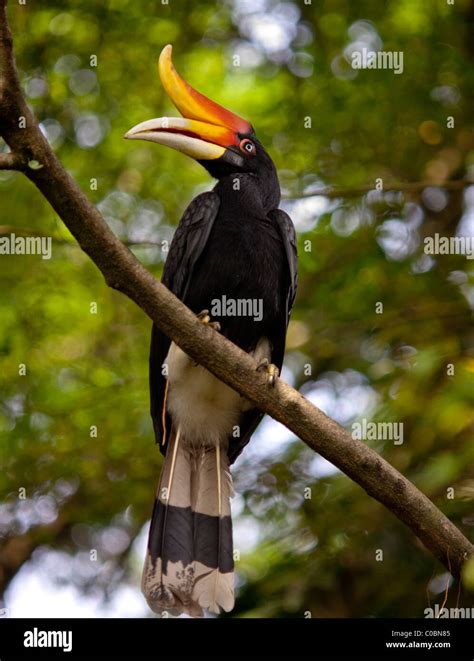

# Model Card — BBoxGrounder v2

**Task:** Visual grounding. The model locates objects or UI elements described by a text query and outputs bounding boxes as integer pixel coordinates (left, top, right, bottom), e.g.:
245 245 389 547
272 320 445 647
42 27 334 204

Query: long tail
142 427 198 616
191 442 234 614
142 429 234 616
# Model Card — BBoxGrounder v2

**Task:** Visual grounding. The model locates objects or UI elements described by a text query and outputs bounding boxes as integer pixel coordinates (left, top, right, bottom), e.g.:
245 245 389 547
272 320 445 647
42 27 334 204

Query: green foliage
1 0 473 617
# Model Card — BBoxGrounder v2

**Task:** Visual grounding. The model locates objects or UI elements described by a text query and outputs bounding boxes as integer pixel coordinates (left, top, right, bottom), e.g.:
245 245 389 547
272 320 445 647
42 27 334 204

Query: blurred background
1 0 474 618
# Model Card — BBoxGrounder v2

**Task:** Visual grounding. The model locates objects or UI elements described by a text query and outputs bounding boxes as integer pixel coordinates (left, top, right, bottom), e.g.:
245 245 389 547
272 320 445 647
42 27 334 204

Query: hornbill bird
125 45 297 616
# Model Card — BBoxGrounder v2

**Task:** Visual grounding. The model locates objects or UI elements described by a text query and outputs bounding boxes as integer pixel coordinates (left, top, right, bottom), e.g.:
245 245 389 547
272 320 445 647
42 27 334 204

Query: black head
199 133 276 179
125 45 280 207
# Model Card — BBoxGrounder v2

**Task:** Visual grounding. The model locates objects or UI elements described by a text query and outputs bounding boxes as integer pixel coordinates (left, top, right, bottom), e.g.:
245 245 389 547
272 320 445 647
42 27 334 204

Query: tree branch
0 0 23 116
0 150 23 169
0 0 472 579
0 516 71 604
0 225 164 247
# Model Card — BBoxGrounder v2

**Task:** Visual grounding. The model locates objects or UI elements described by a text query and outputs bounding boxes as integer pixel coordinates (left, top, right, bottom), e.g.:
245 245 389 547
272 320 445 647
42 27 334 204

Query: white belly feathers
165 337 271 448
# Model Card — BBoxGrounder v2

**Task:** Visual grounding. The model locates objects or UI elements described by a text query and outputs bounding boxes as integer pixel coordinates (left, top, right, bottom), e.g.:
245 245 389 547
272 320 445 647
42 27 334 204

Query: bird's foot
194 310 221 366
197 309 221 332
256 358 279 386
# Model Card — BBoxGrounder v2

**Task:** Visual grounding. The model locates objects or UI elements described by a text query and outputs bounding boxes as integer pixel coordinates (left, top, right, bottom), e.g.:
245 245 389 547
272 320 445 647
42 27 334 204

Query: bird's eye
240 139 256 155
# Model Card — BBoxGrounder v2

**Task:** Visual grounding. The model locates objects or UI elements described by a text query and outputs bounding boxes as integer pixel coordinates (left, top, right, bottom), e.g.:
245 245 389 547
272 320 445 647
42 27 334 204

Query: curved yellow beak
125 44 253 162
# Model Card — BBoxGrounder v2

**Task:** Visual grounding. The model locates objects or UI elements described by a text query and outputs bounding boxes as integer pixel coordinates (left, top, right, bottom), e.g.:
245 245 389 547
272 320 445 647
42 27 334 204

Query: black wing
269 208 298 325
150 192 221 451
228 208 297 464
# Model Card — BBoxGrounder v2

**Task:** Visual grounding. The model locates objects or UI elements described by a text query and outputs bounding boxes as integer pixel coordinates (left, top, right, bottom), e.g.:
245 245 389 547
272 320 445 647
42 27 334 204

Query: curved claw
194 310 221 366
256 358 279 386
196 309 221 332
197 309 210 324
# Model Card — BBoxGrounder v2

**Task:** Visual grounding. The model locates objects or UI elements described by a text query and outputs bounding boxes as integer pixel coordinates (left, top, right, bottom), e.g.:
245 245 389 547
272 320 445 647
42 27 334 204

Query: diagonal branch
0 0 472 580
0 0 23 115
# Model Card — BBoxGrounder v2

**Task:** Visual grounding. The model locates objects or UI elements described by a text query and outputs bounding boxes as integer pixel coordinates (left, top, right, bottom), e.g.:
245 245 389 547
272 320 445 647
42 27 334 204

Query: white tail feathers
192 562 235 613
142 428 234 617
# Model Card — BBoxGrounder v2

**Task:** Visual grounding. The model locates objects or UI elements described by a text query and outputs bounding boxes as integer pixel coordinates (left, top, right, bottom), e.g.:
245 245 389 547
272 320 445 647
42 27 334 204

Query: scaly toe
256 358 270 372
196 310 220 332
197 309 210 324
267 363 279 386
256 358 279 386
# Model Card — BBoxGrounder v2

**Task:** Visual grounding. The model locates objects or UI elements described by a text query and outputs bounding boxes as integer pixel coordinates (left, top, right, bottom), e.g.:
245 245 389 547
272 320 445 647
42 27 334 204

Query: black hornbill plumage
126 45 297 616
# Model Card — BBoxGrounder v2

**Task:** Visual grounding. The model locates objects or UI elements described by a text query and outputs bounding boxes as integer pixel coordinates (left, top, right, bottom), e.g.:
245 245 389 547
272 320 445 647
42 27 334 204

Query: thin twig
436 550 452 617
284 180 472 200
